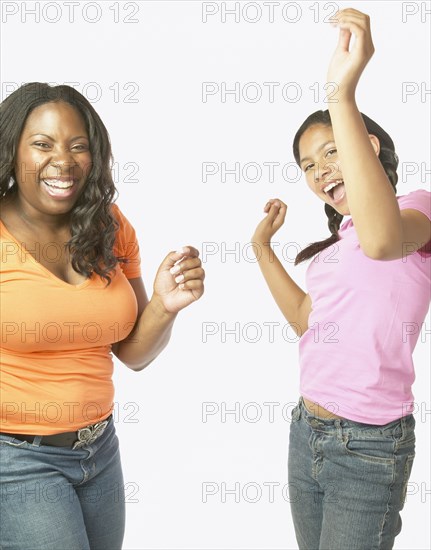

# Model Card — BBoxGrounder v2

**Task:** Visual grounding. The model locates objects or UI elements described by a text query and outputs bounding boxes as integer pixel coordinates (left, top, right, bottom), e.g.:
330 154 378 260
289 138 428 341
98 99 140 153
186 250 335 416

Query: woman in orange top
0 82 205 550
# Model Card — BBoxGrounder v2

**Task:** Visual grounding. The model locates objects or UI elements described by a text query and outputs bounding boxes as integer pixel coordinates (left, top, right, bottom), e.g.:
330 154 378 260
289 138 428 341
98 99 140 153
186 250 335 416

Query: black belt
1 415 112 450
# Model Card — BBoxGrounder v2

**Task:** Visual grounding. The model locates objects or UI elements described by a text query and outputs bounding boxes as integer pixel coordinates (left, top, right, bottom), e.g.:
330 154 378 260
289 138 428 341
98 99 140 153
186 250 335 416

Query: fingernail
176 247 185 254
170 265 181 275
175 274 185 283
179 283 185 290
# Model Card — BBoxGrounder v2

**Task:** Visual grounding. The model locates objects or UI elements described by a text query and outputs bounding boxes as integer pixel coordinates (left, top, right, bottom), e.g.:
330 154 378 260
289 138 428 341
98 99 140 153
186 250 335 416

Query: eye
304 163 314 172
33 142 88 151
326 148 337 157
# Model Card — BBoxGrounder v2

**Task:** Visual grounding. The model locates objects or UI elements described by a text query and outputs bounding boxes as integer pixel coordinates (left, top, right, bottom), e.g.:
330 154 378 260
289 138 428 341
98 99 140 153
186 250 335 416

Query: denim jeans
288 397 415 550
0 417 125 550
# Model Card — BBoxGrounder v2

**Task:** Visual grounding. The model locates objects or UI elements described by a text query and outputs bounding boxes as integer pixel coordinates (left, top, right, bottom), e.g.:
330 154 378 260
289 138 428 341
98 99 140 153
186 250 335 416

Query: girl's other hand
252 199 287 244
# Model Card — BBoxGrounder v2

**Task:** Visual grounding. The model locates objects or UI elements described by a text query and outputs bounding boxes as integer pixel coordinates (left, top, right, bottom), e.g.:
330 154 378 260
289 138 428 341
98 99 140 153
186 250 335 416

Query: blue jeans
288 397 415 550
0 417 125 550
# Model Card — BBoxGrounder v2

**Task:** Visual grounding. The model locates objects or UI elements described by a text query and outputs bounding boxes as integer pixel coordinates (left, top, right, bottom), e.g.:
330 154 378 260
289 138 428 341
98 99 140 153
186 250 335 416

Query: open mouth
43 179 76 189
42 179 78 198
323 180 344 201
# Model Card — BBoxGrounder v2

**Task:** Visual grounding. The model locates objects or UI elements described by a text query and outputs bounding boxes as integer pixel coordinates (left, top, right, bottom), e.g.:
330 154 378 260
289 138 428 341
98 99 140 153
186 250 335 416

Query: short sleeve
397 189 431 221
111 203 142 279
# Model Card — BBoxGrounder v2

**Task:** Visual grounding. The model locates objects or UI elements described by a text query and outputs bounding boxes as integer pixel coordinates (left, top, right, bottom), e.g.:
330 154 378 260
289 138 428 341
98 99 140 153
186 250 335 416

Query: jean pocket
396 415 416 449
400 453 415 509
343 434 396 465
0 434 28 448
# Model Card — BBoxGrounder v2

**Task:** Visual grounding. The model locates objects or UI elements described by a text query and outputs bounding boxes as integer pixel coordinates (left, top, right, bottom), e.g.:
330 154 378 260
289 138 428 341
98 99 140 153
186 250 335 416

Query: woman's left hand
153 246 205 314
327 8 375 101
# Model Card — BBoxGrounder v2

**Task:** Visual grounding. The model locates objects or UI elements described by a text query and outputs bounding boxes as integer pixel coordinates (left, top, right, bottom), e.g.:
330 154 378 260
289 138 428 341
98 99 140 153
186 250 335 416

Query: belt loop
31 435 43 447
298 396 305 415
291 398 302 423
334 419 343 441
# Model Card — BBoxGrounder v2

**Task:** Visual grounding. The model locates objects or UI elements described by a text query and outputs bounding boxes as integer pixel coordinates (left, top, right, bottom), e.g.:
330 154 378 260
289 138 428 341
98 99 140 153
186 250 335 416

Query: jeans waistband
0 414 113 449
296 396 415 438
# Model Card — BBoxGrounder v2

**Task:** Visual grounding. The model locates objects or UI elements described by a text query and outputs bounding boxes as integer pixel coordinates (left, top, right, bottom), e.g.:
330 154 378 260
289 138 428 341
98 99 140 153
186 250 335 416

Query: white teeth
323 180 343 194
43 179 74 189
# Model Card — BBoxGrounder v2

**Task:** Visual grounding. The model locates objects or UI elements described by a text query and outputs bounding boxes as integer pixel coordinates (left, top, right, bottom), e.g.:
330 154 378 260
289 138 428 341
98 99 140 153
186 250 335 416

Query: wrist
251 237 279 263
327 89 357 109
251 234 273 247
148 293 178 322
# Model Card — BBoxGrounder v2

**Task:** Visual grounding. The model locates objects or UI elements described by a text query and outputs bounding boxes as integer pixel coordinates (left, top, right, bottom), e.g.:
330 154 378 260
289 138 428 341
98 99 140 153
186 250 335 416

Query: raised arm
112 246 205 371
327 8 431 260
252 199 311 337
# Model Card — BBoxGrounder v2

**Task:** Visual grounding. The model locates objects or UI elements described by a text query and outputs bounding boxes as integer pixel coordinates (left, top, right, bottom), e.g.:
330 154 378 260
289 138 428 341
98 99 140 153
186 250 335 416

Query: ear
368 134 380 156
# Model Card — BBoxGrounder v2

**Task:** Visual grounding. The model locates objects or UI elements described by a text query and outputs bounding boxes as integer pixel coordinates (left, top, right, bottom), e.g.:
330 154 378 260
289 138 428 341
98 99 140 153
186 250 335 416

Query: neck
3 193 72 234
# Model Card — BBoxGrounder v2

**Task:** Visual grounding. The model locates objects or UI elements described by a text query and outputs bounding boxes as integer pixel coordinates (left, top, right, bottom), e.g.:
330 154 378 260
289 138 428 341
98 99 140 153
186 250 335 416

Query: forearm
252 239 307 333
117 296 177 371
328 99 402 257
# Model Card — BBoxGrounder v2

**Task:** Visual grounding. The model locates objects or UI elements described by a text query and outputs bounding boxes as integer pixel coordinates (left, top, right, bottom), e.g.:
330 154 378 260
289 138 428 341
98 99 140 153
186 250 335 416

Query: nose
314 160 337 184
48 155 78 177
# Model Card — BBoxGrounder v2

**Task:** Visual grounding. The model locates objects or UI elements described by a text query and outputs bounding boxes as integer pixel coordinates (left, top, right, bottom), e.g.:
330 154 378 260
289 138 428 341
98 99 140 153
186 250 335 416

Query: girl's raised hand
252 199 288 244
327 8 375 101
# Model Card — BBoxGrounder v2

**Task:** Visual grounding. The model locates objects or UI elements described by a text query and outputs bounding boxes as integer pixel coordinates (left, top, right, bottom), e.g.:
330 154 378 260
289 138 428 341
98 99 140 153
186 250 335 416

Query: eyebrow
299 140 335 166
28 133 89 141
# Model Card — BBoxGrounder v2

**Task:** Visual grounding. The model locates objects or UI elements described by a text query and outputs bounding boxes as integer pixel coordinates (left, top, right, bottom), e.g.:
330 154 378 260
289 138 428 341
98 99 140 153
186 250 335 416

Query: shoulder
397 189 431 220
110 202 136 234
110 202 140 253
110 202 122 222
396 189 431 256
110 202 141 276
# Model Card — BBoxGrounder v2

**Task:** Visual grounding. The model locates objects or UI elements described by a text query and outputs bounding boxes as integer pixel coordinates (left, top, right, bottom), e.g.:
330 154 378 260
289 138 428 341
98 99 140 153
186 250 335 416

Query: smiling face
298 123 349 216
298 123 381 217
12 101 92 221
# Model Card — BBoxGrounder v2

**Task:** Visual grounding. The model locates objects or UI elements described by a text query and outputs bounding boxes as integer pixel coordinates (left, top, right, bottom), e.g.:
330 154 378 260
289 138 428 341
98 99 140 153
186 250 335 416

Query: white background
1 1 430 548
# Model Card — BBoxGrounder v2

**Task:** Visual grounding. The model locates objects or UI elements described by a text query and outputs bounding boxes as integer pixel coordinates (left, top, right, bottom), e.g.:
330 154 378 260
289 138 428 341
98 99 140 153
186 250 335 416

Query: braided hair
292 110 399 265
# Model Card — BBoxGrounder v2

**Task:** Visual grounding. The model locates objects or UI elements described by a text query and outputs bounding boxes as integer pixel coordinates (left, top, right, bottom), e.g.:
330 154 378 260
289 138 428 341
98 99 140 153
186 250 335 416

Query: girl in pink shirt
253 8 430 549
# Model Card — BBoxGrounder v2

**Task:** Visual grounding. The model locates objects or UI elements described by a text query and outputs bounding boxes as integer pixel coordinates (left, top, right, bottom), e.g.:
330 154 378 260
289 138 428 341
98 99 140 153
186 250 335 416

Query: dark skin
1 100 205 369
1 101 92 284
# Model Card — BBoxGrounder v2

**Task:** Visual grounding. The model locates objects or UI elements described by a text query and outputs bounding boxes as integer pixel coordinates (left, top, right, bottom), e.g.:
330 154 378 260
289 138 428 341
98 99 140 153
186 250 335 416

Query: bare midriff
302 397 345 420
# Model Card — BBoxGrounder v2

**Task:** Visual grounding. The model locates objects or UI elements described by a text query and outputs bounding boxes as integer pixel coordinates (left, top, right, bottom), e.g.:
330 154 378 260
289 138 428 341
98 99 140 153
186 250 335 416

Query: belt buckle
72 418 109 450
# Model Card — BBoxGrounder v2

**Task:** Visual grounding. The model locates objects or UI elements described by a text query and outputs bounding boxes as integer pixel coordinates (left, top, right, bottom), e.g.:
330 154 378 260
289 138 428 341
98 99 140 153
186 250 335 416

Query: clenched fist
252 199 288 245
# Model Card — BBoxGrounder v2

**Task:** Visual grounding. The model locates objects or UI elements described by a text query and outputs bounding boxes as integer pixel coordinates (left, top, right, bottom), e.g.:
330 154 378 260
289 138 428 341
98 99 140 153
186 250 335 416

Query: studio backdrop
1 1 430 548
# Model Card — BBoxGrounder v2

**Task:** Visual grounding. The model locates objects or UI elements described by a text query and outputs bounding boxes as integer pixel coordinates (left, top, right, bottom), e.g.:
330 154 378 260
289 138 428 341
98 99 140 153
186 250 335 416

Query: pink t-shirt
299 189 431 424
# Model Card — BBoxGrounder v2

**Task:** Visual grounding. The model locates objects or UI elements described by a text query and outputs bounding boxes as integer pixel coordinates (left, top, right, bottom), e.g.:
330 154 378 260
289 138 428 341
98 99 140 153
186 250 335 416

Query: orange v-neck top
0 203 141 435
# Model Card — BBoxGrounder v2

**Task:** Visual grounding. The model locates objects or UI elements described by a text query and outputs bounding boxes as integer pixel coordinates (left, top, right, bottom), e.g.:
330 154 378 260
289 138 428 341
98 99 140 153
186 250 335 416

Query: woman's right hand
252 199 287 244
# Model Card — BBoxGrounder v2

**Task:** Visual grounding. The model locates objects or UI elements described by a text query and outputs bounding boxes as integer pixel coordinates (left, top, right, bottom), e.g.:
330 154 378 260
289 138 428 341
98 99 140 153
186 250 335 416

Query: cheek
15 153 33 180
17 150 41 172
